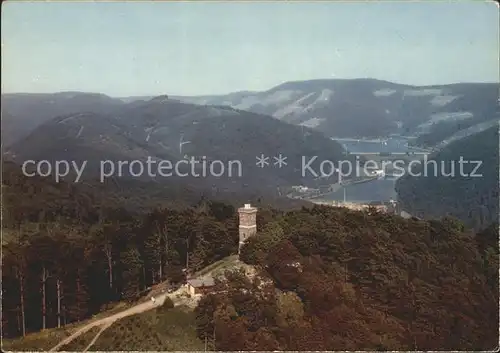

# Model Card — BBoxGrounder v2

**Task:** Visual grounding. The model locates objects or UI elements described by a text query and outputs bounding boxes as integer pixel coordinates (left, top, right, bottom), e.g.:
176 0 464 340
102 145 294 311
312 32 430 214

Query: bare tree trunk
41 266 49 330
76 276 82 321
18 269 26 336
16 310 21 335
164 233 168 266
186 237 190 269
104 245 113 289
15 228 27 337
56 279 61 328
213 324 216 349
159 223 168 281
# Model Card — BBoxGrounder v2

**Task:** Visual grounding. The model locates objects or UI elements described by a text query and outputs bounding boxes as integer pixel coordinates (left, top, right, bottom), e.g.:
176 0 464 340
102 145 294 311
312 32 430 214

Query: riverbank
331 137 390 143
287 175 379 202
333 136 434 155
317 135 441 206
310 176 379 200
309 199 395 214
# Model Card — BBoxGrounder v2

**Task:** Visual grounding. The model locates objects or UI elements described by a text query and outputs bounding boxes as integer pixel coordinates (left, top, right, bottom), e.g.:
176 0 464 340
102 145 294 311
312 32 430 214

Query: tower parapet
238 203 258 254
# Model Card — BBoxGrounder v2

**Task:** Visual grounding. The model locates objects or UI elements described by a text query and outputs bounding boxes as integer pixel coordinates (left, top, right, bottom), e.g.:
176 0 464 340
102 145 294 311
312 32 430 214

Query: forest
2 161 498 350
396 125 499 231
2 161 241 337
195 207 498 350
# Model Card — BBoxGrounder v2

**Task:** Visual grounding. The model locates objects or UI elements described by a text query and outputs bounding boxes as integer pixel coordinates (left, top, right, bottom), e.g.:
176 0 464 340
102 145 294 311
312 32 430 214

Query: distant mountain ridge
3 79 498 149
5 97 349 197
125 79 500 141
1 92 124 147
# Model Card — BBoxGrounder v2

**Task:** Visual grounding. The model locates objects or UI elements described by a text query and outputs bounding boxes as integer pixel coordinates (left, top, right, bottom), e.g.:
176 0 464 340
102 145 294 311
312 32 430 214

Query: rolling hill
4 80 498 148
5 97 351 198
395 125 499 231
1 92 124 147
171 79 499 141
3 205 497 351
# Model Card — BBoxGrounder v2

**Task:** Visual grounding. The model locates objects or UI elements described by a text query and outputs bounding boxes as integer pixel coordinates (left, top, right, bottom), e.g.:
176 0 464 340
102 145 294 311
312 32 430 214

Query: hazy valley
3 79 499 149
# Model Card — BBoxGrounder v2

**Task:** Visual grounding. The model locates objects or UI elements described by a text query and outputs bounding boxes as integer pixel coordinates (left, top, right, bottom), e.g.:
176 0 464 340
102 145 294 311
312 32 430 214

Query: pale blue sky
1 1 499 96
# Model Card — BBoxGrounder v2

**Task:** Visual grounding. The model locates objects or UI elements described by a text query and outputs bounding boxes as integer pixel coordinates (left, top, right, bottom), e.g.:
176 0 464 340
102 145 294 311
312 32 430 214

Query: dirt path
82 321 113 352
48 293 169 352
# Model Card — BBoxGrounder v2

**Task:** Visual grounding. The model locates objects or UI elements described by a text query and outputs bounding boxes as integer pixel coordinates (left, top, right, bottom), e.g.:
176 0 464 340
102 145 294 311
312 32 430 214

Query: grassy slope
2 306 204 352
2 301 132 352
88 254 246 350
194 254 239 277
2 327 74 352
91 307 204 351
57 326 101 351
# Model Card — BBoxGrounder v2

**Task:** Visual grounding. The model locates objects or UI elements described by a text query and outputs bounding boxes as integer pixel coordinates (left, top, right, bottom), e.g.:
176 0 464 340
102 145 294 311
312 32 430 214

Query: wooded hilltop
2 161 498 350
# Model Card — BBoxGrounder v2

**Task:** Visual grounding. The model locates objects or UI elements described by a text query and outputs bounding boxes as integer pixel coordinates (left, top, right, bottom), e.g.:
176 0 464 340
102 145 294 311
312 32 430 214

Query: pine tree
120 246 143 300
143 229 162 285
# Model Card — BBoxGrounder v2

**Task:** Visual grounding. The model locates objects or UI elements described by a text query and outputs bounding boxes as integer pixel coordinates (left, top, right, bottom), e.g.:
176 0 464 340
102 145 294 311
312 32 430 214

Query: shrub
160 297 175 310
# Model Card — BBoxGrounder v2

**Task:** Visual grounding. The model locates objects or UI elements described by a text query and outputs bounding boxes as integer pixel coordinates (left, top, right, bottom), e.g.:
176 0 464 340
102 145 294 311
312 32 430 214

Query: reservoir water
335 137 421 154
323 137 417 203
323 178 398 203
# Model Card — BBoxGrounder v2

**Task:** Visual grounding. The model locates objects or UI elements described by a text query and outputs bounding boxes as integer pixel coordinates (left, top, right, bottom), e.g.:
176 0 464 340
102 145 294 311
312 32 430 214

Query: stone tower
238 203 258 254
